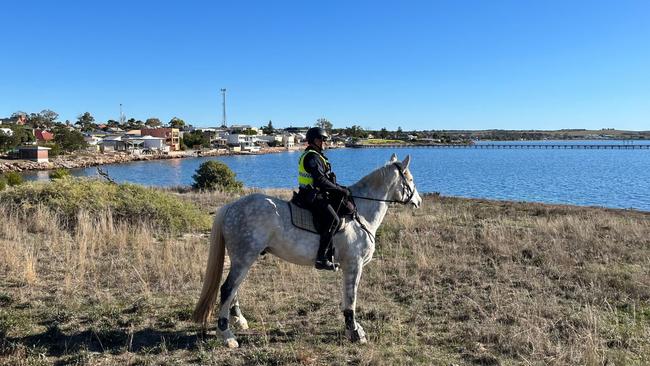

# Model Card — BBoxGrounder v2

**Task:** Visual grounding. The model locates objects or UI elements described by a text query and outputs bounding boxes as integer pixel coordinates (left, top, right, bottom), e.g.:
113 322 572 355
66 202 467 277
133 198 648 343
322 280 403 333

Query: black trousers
309 196 340 259
311 197 340 236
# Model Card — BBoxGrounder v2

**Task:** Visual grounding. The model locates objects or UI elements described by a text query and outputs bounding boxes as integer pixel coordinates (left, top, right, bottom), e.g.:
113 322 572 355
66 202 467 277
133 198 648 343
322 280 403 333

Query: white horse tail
192 205 228 325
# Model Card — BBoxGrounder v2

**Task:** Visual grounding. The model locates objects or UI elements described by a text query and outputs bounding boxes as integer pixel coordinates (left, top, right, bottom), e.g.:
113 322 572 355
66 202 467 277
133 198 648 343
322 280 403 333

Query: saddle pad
288 202 319 233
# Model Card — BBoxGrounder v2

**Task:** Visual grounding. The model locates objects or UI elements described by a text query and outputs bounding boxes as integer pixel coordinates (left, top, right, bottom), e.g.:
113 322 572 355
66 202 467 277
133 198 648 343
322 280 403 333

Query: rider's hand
340 186 351 197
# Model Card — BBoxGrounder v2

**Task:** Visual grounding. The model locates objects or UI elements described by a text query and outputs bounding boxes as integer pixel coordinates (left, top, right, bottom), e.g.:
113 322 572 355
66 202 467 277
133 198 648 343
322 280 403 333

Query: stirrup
315 259 339 271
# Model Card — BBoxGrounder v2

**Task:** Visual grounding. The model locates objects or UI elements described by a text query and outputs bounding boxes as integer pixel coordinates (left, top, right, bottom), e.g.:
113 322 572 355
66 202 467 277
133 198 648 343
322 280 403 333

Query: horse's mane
352 161 400 189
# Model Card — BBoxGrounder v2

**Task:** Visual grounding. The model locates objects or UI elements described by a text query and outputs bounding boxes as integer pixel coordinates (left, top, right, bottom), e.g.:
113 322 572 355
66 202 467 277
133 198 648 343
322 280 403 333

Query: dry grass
1 190 649 365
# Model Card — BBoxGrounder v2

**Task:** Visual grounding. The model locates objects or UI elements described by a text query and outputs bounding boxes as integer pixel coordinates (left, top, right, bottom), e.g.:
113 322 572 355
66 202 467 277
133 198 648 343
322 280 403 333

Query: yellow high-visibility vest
298 150 330 188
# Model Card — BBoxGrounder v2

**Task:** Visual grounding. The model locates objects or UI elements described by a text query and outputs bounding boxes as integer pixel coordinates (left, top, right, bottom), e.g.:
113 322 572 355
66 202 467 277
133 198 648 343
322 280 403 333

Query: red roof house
34 129 54 142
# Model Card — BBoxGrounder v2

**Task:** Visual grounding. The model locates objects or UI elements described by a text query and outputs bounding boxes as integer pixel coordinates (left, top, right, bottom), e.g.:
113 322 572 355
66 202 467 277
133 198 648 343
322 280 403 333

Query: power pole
220 88 227 128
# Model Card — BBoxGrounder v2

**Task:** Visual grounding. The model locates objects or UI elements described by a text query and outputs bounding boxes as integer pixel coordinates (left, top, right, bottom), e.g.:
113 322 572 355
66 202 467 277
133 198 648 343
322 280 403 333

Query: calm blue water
23 140 650 211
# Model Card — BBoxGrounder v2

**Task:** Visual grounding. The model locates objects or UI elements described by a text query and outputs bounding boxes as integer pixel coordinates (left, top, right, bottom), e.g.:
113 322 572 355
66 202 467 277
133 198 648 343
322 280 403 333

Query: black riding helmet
306 127 329 144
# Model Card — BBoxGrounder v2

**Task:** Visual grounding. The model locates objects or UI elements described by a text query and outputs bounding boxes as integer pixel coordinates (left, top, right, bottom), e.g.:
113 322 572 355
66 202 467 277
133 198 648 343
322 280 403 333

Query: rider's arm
304 154 345 193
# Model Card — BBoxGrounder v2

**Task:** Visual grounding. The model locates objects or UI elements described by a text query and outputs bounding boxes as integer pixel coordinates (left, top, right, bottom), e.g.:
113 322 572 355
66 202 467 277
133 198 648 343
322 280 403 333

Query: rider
298 127 351 271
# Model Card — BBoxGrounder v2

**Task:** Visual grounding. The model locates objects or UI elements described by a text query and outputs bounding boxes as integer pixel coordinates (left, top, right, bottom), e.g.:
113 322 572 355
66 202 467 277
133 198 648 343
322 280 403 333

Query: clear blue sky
1 0 649 131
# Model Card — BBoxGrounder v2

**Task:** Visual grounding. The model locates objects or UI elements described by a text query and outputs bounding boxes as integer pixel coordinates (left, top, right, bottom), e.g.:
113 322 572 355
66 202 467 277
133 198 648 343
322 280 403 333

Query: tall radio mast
220 88 227 128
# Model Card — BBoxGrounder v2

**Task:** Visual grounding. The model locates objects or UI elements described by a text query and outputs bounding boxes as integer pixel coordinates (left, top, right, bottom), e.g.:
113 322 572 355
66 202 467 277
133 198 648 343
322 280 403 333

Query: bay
23 140 650 211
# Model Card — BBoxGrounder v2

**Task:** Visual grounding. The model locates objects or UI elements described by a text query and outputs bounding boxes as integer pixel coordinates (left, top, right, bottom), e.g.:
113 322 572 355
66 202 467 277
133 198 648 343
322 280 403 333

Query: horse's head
389 153 422 208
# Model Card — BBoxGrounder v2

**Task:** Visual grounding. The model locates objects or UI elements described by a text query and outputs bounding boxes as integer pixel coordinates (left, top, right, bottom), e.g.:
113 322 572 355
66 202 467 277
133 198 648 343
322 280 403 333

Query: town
0 110 352 172
2 109 648 174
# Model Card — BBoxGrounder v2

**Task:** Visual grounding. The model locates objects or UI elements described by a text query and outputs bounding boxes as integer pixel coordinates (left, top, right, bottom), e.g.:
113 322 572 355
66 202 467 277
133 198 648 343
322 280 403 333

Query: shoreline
0 145 306 174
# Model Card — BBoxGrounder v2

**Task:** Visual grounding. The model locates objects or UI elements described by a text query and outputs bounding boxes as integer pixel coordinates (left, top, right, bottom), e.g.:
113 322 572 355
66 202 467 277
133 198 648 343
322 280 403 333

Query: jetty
346 143 650 150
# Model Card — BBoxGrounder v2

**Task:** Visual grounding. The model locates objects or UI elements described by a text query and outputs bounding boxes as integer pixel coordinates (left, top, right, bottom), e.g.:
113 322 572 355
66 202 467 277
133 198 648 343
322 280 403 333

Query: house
283 126 310 134
138 135 168 152
229 125 261 135
84 134 103 146
226 134 258 146
98 136 127 152
18 146 51 162
257 135 282 145
282 134 297 148
34 129 54 143
140 128 180 151
83 134 104 151
1 115 28 125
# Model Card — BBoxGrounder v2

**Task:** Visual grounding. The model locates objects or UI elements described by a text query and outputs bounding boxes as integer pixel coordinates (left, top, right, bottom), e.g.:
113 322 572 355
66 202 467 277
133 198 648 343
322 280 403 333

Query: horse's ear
402 155 411 169
390 153 398 163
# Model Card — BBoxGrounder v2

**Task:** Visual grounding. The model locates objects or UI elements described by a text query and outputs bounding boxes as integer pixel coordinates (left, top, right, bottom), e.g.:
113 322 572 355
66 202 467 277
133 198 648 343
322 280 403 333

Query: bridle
350 163 416 205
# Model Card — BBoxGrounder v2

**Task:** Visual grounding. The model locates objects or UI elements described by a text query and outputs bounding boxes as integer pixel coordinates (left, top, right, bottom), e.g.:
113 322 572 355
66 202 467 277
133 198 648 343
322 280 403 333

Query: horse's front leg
341 261 367 343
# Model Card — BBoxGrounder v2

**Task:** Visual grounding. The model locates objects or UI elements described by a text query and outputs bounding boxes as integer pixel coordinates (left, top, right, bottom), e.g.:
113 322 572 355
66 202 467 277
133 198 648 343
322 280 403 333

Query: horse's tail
192 205 228 325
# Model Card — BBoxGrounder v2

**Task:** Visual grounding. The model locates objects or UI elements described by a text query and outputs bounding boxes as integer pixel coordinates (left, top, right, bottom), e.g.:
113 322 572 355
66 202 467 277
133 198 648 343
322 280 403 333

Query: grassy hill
1 181 649 365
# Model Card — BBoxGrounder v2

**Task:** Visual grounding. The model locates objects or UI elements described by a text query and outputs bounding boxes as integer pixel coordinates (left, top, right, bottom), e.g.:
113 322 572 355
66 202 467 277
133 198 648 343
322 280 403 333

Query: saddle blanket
288 202 347 234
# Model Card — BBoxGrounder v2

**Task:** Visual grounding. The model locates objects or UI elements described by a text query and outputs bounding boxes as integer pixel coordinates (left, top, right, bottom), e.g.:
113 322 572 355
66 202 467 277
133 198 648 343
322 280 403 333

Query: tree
169 117 185 129
183 130 210 149
262 120 274 135
41 109 59 125
106 119 121 128
344 125 367 138
379 128 388 139
316 118 333 132
243 128 257 136
11 111 27 119
75 112 96 132
145 117 162 128
0 125 35 152
26 109 58 128
192 161 243 192
53 126 87 153
125 118 144 130
0 132 13 153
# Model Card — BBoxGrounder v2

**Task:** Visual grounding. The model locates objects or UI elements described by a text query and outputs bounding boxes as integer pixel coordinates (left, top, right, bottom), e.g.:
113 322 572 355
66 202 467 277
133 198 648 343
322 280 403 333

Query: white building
282 134 297 148
257 135 283 144
98 136 125 151
84 134 103 146
227 134 259 146
139 136 167 151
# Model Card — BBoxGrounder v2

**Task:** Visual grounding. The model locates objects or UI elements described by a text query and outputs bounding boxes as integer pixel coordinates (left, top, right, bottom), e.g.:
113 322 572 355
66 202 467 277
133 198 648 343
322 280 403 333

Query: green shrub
42 142 62 157
0 178 211 232
0 178 5 191
49 168 71 180
192 160 243 192
3 171 24 186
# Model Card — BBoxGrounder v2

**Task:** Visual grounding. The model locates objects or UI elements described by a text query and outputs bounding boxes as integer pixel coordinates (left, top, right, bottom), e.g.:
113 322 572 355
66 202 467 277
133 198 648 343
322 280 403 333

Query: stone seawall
0 146 304 174
0 152 185 173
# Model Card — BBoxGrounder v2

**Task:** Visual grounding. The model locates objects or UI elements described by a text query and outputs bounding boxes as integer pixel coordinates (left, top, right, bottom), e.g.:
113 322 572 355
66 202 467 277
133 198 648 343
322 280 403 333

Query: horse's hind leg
230 294 249 329
217 258 255 348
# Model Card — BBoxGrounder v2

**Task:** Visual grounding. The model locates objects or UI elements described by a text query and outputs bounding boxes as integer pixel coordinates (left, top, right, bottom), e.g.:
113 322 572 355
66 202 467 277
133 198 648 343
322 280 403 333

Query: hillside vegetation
0 183 649 365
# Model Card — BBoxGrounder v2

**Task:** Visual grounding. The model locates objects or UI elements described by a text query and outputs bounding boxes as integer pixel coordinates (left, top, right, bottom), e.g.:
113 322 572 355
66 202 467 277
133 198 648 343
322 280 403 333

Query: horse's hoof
225 338 239 348
233 316 249 330
346 325 367 343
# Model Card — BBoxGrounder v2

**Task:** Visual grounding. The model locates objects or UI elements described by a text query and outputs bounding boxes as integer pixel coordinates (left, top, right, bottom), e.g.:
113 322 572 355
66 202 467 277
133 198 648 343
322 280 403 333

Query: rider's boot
315 232 339 271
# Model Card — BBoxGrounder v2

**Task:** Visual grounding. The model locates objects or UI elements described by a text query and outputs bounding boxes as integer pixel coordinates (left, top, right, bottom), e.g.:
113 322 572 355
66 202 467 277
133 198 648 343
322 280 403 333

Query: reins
350 163 415 205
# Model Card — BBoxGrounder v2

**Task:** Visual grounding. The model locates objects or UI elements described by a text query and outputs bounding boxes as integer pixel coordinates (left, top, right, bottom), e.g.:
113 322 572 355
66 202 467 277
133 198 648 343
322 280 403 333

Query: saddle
289 192 356 233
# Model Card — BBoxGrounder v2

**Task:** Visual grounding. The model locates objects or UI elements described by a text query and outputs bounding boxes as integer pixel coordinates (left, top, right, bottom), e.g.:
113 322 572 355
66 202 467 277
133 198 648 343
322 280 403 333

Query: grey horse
192 153 422 347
